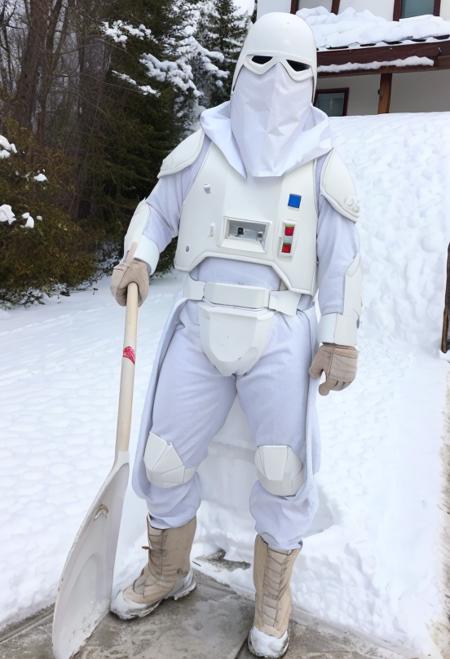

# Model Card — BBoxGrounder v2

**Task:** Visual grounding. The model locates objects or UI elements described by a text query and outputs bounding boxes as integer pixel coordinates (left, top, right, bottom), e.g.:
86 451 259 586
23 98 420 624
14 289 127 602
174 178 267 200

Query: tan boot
111 516 197 620
248 535 301 658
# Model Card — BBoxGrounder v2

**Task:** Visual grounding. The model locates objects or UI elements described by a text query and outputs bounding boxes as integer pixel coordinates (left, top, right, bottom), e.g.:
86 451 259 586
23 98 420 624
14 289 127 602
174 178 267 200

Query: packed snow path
0 572 404 659
0 113 449 658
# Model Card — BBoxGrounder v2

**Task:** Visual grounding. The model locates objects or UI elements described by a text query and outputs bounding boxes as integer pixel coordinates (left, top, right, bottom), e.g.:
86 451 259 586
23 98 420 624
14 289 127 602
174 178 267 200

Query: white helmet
231 12 318 99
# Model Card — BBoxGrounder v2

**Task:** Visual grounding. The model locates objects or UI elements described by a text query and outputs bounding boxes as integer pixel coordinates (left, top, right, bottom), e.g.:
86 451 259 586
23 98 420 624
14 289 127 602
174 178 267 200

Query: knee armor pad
144 432 196 488
255 445 305 497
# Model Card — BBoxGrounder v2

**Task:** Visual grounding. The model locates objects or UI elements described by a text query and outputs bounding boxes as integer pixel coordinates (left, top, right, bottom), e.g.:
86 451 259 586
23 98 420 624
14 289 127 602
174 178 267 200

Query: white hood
200 64 332 179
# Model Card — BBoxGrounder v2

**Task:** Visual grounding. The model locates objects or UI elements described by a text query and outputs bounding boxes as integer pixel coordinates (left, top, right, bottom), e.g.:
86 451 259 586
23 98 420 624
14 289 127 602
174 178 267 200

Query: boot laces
262 555 290 626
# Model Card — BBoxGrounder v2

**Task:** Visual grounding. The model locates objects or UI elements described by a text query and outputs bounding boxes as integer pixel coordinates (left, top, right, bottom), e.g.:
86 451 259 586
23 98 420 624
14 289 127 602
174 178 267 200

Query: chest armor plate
174 143 318 294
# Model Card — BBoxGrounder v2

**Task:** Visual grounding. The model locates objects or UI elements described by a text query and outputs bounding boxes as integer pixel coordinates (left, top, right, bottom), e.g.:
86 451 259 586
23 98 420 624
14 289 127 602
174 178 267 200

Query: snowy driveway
1 113 449 658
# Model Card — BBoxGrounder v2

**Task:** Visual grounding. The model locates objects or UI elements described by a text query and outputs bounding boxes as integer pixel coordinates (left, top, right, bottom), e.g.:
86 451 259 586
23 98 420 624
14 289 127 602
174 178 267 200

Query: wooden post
290 0 299 13
331 0 341 14
378 73 392 113
441 244 450 353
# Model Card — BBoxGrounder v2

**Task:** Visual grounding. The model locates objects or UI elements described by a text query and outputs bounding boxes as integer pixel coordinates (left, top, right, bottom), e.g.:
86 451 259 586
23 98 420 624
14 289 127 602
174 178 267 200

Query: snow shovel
52 282 139 659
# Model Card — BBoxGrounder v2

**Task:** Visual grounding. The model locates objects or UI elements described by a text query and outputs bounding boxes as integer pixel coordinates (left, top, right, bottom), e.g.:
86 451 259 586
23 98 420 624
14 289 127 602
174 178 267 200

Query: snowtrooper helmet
231 12 318 99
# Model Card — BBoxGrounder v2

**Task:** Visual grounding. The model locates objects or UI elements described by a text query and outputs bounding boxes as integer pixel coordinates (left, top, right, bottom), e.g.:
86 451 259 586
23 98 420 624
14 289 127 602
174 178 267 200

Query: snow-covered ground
1 113 449 658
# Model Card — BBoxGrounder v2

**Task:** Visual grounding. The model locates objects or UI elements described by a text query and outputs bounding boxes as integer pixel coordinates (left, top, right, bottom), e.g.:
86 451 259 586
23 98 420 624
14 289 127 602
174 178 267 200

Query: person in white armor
110 12 361 659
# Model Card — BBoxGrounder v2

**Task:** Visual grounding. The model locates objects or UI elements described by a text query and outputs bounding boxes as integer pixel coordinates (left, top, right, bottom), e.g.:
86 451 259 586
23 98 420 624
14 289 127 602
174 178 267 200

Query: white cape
131 290 320 504
200 99 332 178
132 100 329 506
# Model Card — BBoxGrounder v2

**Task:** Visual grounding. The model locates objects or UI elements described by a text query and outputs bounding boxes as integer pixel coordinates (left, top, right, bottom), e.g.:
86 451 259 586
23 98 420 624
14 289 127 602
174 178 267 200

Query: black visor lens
287 60 309 72
251 55 273 65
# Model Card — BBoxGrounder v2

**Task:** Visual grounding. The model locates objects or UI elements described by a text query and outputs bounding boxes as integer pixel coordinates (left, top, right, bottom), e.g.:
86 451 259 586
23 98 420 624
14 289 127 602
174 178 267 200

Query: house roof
297 7 450 75
317 37 450 75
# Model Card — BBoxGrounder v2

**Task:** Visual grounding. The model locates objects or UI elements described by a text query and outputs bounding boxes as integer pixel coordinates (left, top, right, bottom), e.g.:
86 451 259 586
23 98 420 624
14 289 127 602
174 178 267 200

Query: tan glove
309 343 358 396
111 246 149 307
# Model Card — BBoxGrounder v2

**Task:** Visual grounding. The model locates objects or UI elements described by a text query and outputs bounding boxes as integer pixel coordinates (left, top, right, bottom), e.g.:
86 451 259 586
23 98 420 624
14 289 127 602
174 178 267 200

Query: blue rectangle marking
288 194 302 209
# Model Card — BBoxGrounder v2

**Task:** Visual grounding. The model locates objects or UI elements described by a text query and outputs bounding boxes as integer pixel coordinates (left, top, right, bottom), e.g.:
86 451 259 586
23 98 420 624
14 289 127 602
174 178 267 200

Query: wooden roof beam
317 38 450 66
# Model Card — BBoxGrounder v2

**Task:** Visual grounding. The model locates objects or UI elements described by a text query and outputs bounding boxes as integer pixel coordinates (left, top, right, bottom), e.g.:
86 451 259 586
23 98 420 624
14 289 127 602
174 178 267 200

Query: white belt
182 277 301 316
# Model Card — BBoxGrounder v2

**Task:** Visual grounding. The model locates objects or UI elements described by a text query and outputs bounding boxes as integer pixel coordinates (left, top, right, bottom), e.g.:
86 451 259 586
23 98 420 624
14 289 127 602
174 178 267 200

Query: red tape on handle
123 346 136 364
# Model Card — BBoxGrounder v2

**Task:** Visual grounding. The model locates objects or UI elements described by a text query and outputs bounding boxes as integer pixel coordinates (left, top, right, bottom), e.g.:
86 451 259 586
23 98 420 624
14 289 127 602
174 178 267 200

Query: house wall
298 0 332 9
441 0 450 20
317 75 380 114
338 0 394 19
257 0 292 18
390 70 450 112
317 69 450 114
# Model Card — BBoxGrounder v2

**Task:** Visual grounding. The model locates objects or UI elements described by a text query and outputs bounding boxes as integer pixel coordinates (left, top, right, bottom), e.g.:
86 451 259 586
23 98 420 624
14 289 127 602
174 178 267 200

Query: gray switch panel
226 219 267 246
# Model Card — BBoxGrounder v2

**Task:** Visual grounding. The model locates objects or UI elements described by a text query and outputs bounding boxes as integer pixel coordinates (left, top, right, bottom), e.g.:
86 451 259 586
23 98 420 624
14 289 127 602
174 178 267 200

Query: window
401 0 436 17
315 89 349 117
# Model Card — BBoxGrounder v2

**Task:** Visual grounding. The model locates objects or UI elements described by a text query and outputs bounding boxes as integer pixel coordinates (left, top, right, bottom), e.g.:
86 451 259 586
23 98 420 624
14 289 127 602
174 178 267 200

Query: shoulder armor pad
158 129 205 178
320 149 360 222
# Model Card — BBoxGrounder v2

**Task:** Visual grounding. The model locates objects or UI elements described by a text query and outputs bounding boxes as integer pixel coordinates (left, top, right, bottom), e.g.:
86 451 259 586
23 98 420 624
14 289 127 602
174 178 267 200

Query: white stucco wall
390 70 450 112
256 0 343 15
441 0 450 20
257 0 291 18
298 0 333 10
338 0 394 19
317 70 450 115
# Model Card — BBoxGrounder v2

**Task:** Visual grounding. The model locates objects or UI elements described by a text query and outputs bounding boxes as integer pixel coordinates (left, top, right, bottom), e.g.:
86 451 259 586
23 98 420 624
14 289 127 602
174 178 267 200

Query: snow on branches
112 71 159 96
0 136 17 160
140 34 225 99
101 20 154 44
0 204 16 225
101 1 248 117
0 133 43 229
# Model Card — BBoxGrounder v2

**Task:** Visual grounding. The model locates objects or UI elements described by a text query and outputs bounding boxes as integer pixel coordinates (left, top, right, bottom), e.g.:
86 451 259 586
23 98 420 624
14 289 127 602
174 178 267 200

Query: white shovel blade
52 451 129 659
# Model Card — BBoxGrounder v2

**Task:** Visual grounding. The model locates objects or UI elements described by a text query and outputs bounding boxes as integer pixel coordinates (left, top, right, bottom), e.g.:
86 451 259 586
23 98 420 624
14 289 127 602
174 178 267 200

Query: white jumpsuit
131 127 359 551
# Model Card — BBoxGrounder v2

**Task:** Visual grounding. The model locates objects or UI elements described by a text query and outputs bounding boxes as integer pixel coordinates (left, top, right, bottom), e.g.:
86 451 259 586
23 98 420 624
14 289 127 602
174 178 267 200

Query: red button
284 225 295 236
281 243 292 254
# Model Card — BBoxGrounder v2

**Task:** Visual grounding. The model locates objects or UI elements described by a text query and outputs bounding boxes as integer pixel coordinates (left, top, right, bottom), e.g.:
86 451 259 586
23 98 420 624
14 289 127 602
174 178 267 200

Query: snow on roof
298 6 450 50
318 55 434 74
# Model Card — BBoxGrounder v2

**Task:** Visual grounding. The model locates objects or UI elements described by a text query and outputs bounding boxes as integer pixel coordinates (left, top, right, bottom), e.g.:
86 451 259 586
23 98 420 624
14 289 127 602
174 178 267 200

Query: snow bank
0 113 448 658
0 275 179 629
298 6 450 49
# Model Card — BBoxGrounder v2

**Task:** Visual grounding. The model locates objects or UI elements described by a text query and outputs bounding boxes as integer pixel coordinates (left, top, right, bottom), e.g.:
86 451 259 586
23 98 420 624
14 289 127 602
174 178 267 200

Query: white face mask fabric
230 64 325 178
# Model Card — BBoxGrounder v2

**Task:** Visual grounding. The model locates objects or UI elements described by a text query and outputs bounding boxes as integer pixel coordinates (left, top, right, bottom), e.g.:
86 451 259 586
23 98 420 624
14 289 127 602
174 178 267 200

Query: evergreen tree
92 0 229 262
198 0 250 108
91 0 190 243
95 0 250 265
139 1 227 130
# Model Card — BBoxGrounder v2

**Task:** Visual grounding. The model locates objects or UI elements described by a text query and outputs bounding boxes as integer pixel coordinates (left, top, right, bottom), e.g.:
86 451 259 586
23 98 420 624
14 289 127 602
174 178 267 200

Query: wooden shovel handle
115 282 139 454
